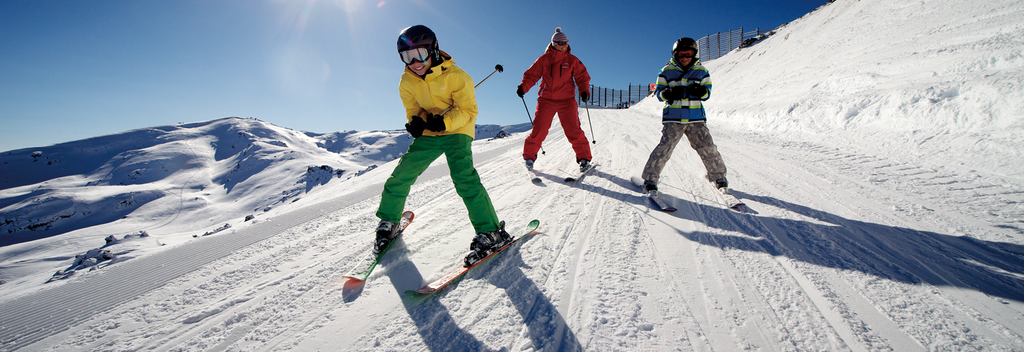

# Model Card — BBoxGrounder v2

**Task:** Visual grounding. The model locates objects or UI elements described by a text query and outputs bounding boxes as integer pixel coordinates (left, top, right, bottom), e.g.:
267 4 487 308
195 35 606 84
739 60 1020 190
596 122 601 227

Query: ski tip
532 177 542 184
731 203 755 213
630 176 648 191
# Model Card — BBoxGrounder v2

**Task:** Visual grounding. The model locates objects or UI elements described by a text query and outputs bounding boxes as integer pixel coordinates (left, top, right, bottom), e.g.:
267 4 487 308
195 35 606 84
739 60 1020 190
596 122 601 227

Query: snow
2 0 1023 350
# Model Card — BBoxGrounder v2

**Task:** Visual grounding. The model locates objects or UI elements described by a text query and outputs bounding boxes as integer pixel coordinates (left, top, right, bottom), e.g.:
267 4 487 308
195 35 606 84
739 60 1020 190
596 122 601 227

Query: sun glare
295 0 318 34
334 0 362 13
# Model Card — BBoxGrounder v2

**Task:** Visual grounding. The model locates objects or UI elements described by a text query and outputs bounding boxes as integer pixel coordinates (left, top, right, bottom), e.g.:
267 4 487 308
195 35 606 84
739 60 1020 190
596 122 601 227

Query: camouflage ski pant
641 122 727 186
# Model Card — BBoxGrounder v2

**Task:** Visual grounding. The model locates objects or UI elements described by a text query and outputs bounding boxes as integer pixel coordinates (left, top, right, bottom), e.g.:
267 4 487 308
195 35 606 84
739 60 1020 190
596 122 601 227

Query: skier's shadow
585 169 660 208
530 169 562 185
380 235 582 351
340 237 412 303
482 239 584 351
570 170 1024 302
373 242 494 351
659 189 1024 303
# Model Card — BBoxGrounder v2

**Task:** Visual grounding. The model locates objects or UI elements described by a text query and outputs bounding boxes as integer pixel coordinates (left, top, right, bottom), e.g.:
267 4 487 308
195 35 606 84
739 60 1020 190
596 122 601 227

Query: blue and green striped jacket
655 58 712 123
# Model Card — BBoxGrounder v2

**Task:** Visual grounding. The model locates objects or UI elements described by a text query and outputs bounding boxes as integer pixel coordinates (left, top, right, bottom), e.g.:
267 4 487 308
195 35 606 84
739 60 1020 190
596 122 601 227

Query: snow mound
707 0 1024 177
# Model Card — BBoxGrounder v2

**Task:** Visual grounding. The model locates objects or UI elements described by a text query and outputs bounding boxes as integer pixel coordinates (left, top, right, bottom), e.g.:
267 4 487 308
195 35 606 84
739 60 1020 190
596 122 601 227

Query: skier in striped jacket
641 37 729 192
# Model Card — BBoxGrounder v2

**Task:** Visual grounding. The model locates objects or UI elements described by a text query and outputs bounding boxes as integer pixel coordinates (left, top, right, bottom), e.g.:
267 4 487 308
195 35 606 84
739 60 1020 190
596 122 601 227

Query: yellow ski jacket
399 51 478 138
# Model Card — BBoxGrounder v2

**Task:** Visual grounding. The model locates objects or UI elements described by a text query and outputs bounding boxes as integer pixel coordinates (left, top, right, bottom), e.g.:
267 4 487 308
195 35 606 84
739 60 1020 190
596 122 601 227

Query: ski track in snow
4 0 1024 347
2 102 1021 351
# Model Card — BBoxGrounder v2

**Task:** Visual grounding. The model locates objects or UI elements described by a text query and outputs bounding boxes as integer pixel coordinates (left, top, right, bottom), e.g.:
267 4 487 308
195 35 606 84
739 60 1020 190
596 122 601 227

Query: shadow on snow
362 237 582 351
688 190 1022 303
585 170 1024 303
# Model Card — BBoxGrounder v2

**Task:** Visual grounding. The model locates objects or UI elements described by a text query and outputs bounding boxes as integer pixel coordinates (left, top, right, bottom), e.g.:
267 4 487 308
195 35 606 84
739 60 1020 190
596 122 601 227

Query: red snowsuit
520 45 592 162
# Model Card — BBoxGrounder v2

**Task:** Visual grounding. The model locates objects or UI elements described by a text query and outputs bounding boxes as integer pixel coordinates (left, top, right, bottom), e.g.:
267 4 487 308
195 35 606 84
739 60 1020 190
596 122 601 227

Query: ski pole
439 64 503 116
574 78 596 144
474 64 503 88
584 100 596 144
521 96 545 155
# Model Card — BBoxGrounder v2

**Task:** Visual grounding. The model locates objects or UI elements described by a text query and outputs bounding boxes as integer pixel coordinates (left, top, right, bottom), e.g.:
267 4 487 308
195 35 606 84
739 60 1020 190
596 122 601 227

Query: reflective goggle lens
675 49 696 59
400 47 430 65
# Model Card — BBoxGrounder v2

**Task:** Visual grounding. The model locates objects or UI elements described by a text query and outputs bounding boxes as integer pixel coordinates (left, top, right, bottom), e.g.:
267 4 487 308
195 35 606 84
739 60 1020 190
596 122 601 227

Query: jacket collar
544 43 571 55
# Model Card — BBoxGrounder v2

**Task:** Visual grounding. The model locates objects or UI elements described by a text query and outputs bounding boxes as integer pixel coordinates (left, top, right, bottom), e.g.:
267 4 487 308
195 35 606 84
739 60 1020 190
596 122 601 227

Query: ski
631 176 677 212
342 211 415 282
405 219 541 296
565 163 598 183
713 185 752 213
527 166 542 184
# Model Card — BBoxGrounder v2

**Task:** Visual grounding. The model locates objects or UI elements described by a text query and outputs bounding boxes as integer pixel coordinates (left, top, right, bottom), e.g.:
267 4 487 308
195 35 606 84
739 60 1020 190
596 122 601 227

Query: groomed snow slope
1 0 1023 350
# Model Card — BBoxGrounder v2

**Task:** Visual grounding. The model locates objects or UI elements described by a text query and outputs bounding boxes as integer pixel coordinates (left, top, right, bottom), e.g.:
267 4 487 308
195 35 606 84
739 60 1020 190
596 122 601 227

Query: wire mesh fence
696 27 771 61
576 27 773 109
580 83 656 109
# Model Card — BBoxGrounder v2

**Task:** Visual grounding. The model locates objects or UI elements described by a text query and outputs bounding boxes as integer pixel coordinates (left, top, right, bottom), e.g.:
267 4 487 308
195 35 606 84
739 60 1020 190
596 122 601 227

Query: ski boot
643 180 659 196
464 221 513 267
578 159 594 173
712 177 729 194
372 219 400 254
525 159 535 171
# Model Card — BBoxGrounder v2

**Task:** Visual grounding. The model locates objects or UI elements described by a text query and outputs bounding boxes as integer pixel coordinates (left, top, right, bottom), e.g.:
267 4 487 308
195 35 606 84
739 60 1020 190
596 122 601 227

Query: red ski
405 219 540 295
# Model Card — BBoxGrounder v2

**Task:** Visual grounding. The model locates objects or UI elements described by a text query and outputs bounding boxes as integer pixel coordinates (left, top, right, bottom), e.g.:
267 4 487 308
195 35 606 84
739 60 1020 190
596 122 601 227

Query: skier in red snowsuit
517 27 593 172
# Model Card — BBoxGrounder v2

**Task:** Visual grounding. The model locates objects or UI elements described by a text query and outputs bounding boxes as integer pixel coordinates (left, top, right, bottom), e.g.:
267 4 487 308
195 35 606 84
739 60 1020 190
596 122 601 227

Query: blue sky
0 0 824 152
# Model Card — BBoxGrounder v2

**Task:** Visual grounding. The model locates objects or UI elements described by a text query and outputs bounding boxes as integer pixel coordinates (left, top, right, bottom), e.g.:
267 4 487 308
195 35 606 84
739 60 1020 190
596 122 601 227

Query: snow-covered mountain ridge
0 117 527 292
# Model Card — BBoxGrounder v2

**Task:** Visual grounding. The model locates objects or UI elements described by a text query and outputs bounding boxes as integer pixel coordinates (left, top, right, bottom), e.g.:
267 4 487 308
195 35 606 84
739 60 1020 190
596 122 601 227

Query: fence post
717 32 721 59
720 31 724 58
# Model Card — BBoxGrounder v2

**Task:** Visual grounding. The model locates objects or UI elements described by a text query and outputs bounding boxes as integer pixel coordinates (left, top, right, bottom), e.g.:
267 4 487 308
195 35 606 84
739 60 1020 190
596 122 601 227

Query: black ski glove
687 84 708 98
661 86 684 101
426 114 446 132
580 91 589 102
516 85 525 98
405 118 426 138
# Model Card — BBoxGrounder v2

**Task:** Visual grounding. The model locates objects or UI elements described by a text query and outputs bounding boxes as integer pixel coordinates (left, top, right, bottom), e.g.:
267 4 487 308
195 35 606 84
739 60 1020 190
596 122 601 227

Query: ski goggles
400 47 431 65
553 41 568 46
675 49 696 59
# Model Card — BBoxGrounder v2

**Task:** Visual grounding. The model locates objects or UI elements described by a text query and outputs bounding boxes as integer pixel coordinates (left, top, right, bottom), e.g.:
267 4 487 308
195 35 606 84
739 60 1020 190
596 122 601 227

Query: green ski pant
376 134 500 233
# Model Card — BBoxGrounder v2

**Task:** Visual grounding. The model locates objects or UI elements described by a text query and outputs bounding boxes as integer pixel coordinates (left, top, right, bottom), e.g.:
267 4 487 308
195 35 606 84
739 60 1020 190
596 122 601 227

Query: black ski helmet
397 25 441 63
672 37 698 57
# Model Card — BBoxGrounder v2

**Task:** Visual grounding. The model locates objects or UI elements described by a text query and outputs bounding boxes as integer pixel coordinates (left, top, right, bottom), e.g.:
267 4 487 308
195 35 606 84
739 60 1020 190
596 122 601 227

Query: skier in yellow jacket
375 25 510 267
